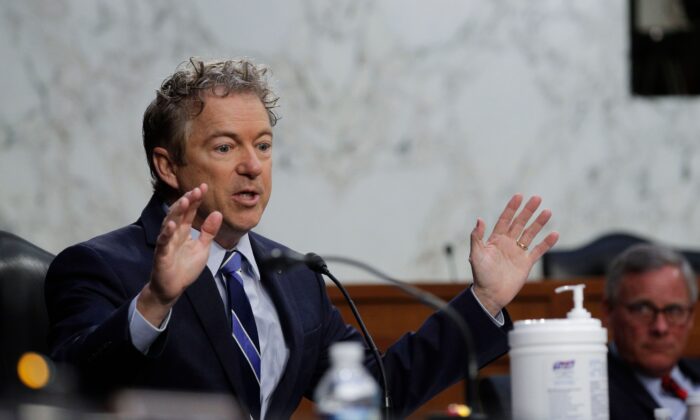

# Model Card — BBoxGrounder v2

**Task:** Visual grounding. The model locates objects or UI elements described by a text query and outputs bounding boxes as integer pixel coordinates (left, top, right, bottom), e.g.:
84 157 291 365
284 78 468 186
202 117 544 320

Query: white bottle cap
654 407 672 420
330 341 364 365
555 284 591 319
688 392 700 405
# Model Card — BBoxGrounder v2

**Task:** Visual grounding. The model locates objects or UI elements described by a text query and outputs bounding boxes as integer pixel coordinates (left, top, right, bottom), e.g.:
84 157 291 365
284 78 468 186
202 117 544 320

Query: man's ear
152 147 180 190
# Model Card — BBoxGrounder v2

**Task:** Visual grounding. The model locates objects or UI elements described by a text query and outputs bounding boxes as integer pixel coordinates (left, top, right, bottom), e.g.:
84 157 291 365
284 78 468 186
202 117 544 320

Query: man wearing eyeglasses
604 243 699 420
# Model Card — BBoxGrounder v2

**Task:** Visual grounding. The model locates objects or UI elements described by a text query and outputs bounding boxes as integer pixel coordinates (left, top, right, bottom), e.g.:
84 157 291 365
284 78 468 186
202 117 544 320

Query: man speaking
45 58 558 419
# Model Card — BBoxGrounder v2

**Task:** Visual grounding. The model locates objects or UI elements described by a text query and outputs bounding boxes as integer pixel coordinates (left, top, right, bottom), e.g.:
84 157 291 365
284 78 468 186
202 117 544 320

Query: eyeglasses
622 302 694 326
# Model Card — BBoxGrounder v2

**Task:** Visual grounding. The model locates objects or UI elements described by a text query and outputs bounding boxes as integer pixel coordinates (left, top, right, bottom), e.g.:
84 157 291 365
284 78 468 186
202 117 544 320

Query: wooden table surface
292 278 700 419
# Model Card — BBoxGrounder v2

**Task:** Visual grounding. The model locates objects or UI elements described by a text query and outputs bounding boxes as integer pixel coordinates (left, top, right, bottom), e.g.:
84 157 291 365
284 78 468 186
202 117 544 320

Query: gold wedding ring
516 240 528 251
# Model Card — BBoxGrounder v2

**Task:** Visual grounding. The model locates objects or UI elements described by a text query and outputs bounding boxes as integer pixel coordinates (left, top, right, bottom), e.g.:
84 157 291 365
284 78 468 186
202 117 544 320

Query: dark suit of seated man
604 243 700 420
44 58 559 419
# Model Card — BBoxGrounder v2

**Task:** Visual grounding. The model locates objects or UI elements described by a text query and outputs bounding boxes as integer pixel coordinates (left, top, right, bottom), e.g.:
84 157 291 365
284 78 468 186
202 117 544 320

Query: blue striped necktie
220 251 261 419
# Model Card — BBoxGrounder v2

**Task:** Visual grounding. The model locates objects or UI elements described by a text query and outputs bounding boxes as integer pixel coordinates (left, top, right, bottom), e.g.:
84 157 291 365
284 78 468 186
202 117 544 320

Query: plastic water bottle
314 341 381 420
653 408 672 420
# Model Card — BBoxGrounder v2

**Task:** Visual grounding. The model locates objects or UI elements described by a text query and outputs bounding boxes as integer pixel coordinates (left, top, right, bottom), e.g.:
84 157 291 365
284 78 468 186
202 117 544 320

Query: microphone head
260 248 328 275
260 248 305 273
304 252 328 274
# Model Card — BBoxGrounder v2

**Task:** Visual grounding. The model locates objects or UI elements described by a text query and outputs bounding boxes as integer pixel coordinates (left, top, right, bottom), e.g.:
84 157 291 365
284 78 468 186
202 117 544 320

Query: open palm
470 194 559 315
137 184 223 326
150 184 222 304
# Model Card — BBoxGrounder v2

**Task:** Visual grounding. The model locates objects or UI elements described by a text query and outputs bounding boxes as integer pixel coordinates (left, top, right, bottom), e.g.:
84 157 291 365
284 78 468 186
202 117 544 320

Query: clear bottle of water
653 408 672 420
314 341 381 420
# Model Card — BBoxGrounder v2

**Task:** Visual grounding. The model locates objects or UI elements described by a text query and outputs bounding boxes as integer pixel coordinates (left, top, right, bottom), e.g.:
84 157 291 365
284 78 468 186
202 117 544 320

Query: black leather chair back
542 232 647 278
542 232 700 279
0 230 54 390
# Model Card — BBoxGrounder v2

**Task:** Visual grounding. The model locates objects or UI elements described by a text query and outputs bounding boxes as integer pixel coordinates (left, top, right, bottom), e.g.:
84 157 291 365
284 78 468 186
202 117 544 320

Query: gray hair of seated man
605 243 698 304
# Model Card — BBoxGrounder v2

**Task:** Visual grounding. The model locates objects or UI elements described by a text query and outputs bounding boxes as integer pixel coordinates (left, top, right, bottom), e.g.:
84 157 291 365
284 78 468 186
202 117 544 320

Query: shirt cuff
128 294 172 354
470 286 505 327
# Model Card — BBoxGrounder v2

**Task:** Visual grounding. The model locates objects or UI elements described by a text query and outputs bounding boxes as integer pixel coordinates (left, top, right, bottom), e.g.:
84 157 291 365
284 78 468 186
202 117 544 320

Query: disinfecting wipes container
508 284 609 420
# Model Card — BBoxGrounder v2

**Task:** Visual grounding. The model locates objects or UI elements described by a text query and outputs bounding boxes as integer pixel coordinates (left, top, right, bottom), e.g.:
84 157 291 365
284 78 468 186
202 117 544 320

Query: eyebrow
627 300 688 307
205 129 273 142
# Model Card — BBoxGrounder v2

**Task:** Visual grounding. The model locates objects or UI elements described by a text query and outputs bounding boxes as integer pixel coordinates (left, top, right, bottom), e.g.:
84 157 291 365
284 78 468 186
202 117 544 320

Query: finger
182 183 209 225
182 186 203 226
506 195 542 238
528 231 560 261
198 210 223 246
471 217 486 245
155 220 177 256
163 193 191 228
185 183 208 205
490 194 523 237
470 217 486 251
516 208 552 247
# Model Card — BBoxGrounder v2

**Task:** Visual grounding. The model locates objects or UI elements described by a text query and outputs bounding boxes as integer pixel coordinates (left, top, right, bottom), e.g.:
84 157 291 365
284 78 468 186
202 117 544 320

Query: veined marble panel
2 0 699 282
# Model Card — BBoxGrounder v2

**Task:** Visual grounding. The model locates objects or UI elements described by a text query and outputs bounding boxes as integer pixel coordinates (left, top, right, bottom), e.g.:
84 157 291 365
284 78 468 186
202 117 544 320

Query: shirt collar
196 229 261 281
233 233 261 280
161 203 260 280
636 365 683 389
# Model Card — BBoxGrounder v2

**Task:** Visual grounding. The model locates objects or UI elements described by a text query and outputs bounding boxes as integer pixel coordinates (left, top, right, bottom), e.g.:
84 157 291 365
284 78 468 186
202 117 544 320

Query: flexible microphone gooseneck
266 249 392 420
263 249 485 419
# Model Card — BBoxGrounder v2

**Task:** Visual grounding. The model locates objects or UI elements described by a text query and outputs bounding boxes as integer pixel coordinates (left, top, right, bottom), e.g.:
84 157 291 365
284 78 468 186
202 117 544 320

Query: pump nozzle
555 284 591 319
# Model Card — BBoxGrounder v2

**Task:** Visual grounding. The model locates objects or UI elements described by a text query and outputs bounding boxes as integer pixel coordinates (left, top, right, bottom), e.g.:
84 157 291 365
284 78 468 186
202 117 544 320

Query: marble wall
2 0 699 282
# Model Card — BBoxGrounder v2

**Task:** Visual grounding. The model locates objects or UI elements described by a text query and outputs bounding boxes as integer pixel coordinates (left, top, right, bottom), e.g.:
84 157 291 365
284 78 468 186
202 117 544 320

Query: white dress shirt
126 211 504 418
128 232 288 419
637 365 699 420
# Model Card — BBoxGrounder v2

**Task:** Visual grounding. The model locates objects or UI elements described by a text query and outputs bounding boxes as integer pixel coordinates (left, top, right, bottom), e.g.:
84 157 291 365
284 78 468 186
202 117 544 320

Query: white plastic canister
508 284 609 420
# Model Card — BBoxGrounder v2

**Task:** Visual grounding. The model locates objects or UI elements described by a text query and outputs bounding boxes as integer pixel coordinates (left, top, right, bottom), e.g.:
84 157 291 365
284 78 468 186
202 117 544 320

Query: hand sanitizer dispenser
508 284 609 420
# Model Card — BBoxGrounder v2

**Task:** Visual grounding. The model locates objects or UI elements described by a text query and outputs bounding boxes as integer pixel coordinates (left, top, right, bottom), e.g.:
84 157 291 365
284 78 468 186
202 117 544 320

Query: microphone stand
263 249 487 418
320 255 485 419
266 249 392 420
318 266 392 420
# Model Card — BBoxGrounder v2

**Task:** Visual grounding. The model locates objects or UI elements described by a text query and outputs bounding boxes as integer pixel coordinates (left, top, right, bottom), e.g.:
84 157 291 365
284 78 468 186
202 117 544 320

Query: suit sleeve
306 276 511 418
380 290 512 417
375 288 512 417
44 244 164 392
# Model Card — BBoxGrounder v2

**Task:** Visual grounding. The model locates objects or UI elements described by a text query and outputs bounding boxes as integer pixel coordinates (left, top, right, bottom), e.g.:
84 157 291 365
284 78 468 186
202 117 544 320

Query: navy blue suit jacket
45 196 512 418
608 351 700 420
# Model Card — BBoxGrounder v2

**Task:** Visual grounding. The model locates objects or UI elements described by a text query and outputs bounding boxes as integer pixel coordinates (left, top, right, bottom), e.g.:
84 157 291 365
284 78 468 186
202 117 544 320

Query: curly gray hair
142 57 279 201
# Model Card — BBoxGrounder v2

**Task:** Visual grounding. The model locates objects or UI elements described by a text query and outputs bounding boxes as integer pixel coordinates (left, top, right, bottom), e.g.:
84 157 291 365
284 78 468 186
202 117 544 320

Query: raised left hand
469 194 559 315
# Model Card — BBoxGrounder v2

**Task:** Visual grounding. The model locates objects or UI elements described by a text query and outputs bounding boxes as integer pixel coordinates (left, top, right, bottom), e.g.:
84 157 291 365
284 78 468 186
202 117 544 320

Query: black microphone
263 248 392 419
262 249 485 419
444 243 459 283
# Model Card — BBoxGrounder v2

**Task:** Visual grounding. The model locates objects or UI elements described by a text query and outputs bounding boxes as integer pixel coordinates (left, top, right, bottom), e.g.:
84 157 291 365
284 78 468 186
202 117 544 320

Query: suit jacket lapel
679 358 700 384
249 234 305 417
184 270 258 416
138 196 256 416
608 351 659 414
139 195 167 247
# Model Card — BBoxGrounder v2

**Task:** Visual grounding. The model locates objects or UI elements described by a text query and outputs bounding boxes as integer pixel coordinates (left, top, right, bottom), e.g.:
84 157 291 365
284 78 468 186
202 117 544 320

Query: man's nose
236 146 263 178
650 312 670 334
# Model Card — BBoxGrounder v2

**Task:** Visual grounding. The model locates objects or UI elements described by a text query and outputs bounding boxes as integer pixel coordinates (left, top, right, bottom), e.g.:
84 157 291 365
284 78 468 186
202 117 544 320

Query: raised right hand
137 183 223 325
470 194 559 315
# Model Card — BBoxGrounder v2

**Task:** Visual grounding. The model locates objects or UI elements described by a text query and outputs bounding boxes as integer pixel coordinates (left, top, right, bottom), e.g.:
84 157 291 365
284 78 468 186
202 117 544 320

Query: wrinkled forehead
618 265 691 303
182 92 271 140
